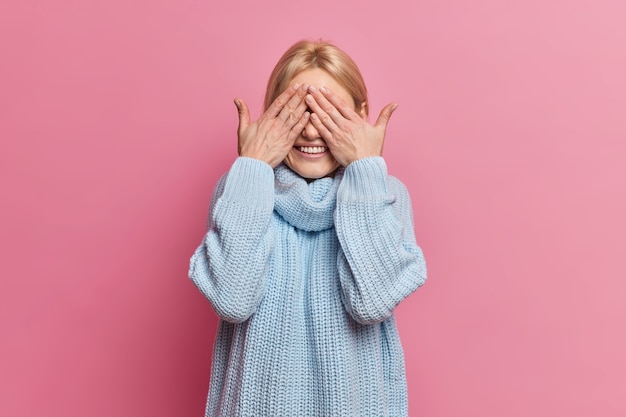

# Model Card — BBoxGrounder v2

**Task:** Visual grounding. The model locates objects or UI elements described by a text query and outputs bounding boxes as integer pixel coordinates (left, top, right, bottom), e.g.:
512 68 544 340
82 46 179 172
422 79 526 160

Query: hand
235 83 311 168
305 85 398 167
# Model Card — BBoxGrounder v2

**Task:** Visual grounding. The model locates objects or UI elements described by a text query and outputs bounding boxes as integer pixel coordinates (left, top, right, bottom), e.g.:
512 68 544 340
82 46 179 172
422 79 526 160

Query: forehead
290 68 353 103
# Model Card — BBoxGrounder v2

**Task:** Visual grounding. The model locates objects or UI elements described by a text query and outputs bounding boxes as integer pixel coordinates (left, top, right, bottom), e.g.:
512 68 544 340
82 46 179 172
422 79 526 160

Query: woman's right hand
235 83 310 168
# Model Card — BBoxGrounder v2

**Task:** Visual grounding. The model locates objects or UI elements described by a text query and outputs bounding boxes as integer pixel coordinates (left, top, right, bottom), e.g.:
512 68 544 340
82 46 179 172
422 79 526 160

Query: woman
189 39 427 417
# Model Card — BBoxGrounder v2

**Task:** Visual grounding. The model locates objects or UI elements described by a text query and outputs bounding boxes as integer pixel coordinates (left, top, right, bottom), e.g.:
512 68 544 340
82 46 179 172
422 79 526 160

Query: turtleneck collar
273 164 344 232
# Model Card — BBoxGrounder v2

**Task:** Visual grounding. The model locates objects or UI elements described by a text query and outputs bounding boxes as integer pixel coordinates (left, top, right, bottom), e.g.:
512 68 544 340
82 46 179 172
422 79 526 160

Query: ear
357 101 367 119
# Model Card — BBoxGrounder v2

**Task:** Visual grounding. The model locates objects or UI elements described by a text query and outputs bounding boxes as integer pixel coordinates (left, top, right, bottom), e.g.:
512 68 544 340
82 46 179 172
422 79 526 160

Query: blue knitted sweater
189 156 426 417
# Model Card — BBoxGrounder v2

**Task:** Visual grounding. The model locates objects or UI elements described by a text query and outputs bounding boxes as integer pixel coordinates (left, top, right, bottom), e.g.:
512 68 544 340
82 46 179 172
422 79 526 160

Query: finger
374 102 398 132
286 111 311 142
305 93 340 133
277 83 309 123
284 98 309 129
309 112 334 143
265 82 300 118
317 86 360 120
234 98 250 133
307 87 347 127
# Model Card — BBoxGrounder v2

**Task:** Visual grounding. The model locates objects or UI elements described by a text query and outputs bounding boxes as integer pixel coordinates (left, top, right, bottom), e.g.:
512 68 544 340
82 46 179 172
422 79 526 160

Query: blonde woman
189 39 427 417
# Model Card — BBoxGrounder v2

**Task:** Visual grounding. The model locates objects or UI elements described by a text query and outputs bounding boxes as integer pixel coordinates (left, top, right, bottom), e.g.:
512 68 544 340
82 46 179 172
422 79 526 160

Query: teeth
298 146 326 154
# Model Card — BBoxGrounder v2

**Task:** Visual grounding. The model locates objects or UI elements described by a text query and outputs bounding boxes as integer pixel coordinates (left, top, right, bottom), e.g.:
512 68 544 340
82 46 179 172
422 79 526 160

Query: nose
301 119 320 140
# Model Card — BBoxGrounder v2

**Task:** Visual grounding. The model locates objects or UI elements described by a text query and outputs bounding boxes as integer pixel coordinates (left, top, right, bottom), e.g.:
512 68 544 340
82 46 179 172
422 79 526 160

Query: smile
297 146 327 154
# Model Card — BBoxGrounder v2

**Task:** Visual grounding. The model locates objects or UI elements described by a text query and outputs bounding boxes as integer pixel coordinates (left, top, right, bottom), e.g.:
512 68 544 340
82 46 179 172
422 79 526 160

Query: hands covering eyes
304 85 398 167
235 83 397 168
235 83 311 168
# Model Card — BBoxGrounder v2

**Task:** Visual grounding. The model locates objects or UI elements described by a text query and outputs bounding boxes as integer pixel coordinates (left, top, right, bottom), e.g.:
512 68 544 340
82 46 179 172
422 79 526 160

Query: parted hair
264 40 369 116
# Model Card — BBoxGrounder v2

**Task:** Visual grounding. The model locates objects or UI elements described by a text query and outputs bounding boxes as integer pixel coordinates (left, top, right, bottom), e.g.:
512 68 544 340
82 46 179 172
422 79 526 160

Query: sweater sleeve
188 157 276 323
335 157 427 324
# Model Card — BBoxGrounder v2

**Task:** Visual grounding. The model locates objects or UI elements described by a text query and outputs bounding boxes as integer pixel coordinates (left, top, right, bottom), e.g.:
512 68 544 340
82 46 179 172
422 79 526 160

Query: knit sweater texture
189 156 426 417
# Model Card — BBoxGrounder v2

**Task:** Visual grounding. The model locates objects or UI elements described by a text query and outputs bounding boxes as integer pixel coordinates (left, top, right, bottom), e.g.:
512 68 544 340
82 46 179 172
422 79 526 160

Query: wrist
238 150 276 168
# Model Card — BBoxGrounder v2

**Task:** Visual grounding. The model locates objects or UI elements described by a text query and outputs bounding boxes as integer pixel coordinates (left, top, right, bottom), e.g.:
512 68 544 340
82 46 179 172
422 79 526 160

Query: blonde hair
264 40 369 116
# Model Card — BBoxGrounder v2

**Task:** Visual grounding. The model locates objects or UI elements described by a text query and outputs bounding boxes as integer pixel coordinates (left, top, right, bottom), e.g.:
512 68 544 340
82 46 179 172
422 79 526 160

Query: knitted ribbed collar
274 164 344 232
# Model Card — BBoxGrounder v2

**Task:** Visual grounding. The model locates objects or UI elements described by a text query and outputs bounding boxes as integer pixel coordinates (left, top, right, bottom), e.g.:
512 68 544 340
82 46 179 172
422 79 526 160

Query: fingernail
301 83 309 91
391 103 398 111
320 86 328 94
306 95 314 103
292 83 300 90
309 85 317 93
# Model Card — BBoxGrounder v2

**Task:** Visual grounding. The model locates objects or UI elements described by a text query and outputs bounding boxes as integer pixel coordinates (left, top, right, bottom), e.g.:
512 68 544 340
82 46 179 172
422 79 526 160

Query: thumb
234 98 250 132
374 102 398 132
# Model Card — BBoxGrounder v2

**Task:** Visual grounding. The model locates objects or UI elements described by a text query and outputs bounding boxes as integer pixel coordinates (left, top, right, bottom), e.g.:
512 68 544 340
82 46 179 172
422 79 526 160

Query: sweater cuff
221 157 275 209
338 157 389 201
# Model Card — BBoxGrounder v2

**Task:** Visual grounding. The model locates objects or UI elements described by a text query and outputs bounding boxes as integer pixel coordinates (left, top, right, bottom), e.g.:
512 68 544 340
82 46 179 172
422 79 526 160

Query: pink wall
1 0 625 416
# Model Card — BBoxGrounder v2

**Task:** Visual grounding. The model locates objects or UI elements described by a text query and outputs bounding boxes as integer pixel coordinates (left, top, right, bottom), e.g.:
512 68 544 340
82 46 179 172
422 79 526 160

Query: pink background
1 0 625 416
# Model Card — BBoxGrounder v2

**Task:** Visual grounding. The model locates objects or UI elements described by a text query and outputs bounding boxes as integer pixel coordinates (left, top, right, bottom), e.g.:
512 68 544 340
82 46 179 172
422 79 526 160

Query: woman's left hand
305 86 398 167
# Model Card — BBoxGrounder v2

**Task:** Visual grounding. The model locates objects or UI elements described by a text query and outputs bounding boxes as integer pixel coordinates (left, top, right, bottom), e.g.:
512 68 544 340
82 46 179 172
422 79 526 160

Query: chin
285 161 340 180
